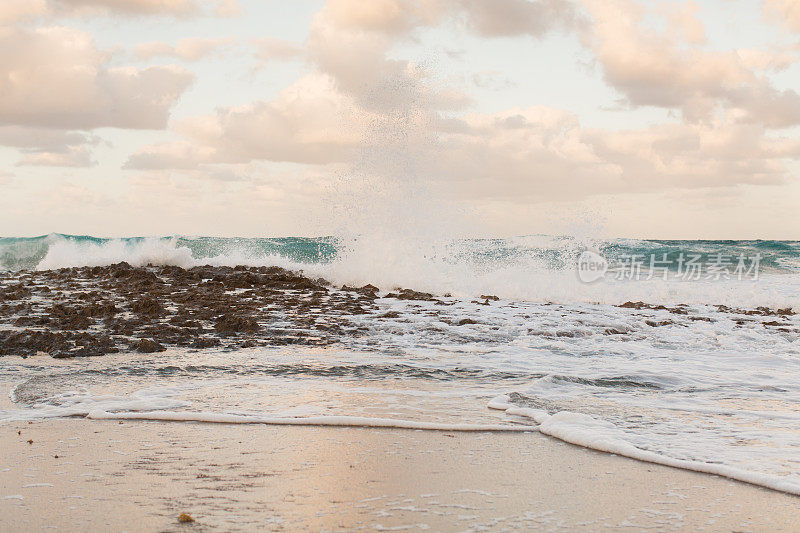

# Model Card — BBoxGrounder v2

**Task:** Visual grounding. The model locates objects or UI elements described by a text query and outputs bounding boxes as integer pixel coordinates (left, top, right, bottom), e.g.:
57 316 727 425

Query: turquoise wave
0 233 798 274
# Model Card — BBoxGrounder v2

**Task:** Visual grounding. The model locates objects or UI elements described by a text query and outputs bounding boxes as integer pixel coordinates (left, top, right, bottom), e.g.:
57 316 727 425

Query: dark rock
645 319 673 327
131 297 164 317
385 288 437 301
215 314 259 334
133 339 166 353
191 337 221 349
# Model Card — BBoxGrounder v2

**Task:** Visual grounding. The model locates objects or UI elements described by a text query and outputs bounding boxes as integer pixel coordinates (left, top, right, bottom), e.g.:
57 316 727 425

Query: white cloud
0 0 239 22
0 126 96 151
307 0 577 112
215 0 240 17
0 126 99 167
126 73 365 168
53 0 199 16
584 0 800 127
765 0 800 32
0 26 194 129
457 0 580 37
253 37 305 63
17 146 96 167
134 37 233 61
438 108 800 199
0 1 49 24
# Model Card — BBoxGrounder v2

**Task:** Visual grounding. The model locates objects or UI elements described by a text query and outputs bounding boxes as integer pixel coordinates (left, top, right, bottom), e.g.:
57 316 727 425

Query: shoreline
2 418 799 531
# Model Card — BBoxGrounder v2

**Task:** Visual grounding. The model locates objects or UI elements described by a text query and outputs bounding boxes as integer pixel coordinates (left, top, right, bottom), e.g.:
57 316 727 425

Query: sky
1 0 799 239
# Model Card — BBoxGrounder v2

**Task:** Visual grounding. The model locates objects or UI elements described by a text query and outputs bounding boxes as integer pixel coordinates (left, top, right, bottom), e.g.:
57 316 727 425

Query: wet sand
1 419 798 532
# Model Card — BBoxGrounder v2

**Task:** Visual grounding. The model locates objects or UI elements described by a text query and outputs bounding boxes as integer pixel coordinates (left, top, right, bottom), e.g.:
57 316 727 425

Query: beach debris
27 439 33 444
177 513 195 523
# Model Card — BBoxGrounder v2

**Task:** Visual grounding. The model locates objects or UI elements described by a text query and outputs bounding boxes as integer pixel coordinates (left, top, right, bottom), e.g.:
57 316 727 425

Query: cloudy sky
1 0 799 239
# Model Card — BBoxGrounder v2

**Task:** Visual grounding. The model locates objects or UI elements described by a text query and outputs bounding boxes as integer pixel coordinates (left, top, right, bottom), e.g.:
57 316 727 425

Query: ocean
0 233 798 495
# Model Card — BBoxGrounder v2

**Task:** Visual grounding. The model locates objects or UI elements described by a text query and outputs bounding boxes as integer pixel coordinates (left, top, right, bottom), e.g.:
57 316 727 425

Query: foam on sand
488 396 800 497
86 409 537 432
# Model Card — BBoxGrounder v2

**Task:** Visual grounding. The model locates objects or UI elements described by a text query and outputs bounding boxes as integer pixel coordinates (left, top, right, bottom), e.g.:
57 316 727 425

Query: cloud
124 141 207 170
215 0 240 17
0 1 49 24
0 0 238 22
134 37 233 61
736 46 799 72
253 37 305 63
0 26 194 129
53 0 199 16
765 0 800 32
584 0 800 127
307 0 579 112
0 126 96 151
125 0 587 173
124 0 800 202
457 0 580 37
125 73 365 168
17 146 96 167
429 107 800 201
0 126 100 167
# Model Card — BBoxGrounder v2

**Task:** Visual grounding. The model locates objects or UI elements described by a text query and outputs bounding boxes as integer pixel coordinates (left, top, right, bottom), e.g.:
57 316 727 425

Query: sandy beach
1 418 798 532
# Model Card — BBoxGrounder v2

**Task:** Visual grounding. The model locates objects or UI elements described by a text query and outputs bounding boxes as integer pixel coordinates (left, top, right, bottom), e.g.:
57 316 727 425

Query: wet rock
214 314 259 335
66 334 118 358
618 301 647 309
0 263 382 357
617 301 686 315
0 330 70 357
133 338 166 353
645 319 673 327
191 337 221 349
385 288 437 301
342 284 379 297
716 304 795 317
0 283 31 301
131 297 164 317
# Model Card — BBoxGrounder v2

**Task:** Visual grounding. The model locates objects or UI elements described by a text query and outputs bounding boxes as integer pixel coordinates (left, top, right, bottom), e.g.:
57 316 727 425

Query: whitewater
0 233 799 496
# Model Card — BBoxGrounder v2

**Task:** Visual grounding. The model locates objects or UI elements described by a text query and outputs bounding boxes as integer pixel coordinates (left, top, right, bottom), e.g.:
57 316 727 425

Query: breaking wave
0 233 798 307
